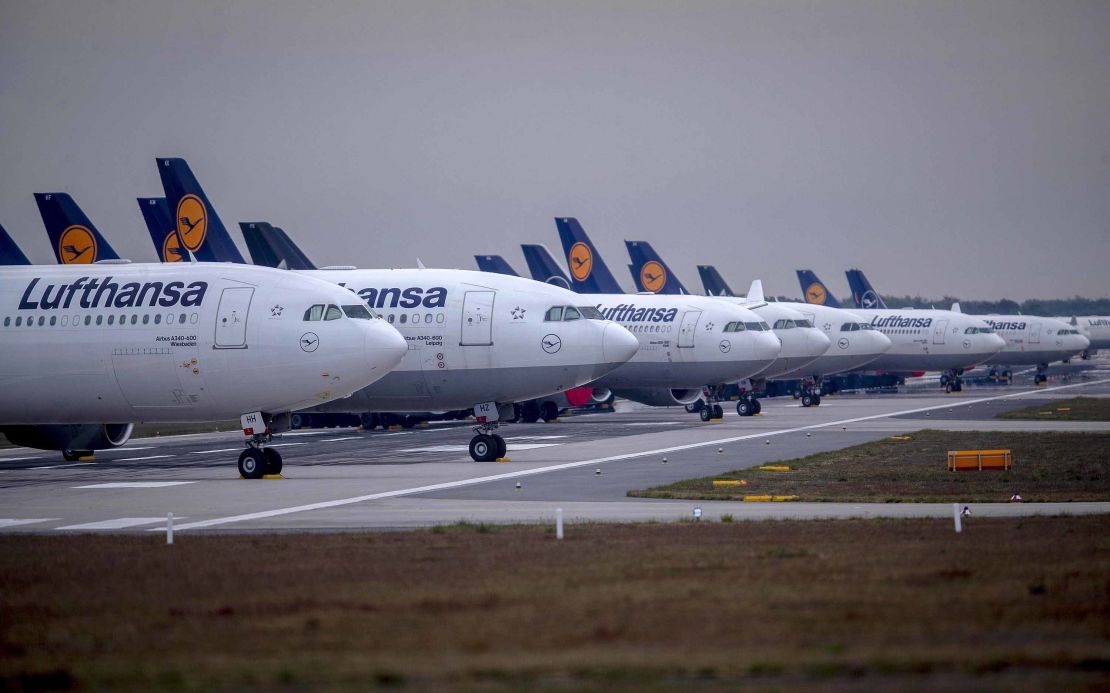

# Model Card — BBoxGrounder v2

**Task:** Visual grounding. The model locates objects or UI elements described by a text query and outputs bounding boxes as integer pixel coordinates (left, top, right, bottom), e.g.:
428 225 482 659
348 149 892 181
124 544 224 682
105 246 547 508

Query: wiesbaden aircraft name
17 277 208 310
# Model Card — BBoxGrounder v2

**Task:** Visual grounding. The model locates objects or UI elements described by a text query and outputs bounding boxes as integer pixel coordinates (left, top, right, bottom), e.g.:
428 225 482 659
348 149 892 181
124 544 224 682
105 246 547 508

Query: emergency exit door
460 290 495 346
932 319 949 345
214 287 253 349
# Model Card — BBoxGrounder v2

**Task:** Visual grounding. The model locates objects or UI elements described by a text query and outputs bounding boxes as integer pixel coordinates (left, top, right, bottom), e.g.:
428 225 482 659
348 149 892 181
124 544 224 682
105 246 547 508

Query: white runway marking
166 379 1110 532
503 435 567 441
626 422 681 426
28 463 97 470
56 517 184 530
109 447 154 453
0 456 44 462
75 482 196 489
0 519 57 528
267 442 305 448
189 448 243 454
115 455 175 462
321 437 360 442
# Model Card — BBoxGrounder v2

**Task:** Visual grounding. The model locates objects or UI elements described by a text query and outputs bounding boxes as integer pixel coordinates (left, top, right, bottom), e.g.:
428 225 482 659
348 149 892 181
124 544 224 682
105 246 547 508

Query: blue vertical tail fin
624 240 687 294
795 270 843 308
554 218 625 294
265 225 316 270
156 158 245 263
137 197 185 263
520 244 572 289
474 254 520 276
240 222 283 267
0 224 31 265
697 265 736 296
33 193 120 264
844 268 887 309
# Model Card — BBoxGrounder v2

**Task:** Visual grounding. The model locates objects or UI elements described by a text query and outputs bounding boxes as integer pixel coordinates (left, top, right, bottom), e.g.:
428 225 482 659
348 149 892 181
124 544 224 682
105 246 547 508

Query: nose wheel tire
712 404 723 419
238 448 267 479
493 434 507 459
801 394 814 408
469 434 499 462
699 407 713 422
262 448 283 475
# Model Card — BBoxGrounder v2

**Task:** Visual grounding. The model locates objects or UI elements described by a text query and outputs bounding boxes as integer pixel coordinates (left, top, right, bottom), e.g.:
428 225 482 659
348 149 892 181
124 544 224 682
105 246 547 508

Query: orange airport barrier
947 449 1012 471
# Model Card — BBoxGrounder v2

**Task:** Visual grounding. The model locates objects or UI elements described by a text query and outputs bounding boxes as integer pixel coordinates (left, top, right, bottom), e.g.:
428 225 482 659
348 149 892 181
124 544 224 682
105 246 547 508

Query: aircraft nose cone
871 329 893 352
807 328 832 355
366 321 408 373
603 322 639 364
989 334 1007 351
755 332 782 361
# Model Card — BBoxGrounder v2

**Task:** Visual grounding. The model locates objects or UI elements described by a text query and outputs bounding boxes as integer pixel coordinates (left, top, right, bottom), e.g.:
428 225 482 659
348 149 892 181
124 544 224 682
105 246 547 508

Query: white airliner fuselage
978 315 1089 366
774 302 893 379
847 308 1005 372
0 263 407 473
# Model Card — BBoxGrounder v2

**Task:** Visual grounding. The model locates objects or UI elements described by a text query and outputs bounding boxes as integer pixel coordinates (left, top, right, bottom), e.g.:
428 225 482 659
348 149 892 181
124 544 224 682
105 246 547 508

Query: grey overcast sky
1 0 1107 301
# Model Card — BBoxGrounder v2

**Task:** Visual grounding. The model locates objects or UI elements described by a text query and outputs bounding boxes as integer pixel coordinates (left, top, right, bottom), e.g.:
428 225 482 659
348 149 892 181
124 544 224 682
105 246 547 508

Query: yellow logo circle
805 282 827 305
640 260 667 293
163 230 184 262
58 225 97 264
568 242 593 282
176 194 208 252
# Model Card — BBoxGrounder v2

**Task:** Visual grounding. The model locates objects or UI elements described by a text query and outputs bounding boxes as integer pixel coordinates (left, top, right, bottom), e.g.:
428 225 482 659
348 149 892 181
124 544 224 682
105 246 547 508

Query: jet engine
610 388 702 407
0 424 134 460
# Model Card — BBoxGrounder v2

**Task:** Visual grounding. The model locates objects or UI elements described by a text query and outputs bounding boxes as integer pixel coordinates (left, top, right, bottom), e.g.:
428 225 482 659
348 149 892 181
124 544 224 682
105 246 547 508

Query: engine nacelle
0 423 133 453
611 388 702 407
589 388 613 404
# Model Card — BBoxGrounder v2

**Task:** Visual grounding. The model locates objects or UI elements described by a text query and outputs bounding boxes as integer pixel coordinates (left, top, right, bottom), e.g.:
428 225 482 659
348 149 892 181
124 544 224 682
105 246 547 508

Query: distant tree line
791 294 1110 316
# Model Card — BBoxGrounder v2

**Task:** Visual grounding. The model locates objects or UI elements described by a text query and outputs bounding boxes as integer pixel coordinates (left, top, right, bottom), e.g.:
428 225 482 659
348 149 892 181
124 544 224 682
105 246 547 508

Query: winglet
747 279 765 303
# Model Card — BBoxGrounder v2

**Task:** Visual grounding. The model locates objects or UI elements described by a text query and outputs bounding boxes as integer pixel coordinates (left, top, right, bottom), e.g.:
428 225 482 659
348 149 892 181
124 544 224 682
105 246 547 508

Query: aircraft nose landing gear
941 369 964 393
238 411 284 479
1034 363 1049 385
469 422 507 462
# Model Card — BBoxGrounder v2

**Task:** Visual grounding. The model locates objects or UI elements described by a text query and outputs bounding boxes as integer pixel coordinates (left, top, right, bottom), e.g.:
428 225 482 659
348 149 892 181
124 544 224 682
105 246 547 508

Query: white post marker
693 507 703 522
556 508 564 540
167 512 174 545
952 503 961 533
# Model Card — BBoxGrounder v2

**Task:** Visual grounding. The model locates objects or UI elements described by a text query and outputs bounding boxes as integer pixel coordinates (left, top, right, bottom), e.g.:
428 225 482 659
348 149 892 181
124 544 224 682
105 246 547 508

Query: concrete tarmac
1 372 1108 533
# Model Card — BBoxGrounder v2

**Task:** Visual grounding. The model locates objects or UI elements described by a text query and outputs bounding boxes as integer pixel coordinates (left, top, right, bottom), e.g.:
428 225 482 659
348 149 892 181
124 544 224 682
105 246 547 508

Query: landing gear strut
696 386 726 421
735 394 761 417
941 369 964 393
238 412 284 479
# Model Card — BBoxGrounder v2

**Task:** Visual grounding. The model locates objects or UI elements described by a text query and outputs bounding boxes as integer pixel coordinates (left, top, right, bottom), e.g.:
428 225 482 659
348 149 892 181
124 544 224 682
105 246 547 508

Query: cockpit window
577 306 604 320
979 326 993 334
724 321 746 333
773 319 797 329
544 306 563 322
324 304 343 321
795 319 813 328
744 321 764 331
304 304 325 321
342 304 374 320
563 306 581 321
859 323 875 330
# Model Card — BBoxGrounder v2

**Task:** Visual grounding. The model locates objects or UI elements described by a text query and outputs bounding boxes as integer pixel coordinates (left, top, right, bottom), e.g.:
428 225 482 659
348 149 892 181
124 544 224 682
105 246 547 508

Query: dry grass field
997 396 1110 422
630 430 1110 503
1 517 1109 691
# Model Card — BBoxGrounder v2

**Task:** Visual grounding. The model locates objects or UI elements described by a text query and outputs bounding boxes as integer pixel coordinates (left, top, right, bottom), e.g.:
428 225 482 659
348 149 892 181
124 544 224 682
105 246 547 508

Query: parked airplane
0 225 31 265
625 240 832 408
696 264 891 407
1064 316 1110 357
946 303 1089 383
796 269 1005 392
34 193 121 264
153 161 641 460
0 262 408 476
549 219 782 419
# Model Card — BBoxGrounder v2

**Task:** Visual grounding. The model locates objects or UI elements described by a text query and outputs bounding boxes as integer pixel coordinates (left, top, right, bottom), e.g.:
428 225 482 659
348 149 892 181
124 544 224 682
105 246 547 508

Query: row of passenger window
626 323 672 333
3 312 199 328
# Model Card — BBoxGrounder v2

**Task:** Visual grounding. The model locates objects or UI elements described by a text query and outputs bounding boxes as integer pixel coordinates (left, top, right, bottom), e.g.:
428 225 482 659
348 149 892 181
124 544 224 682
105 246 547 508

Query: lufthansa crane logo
176 194 208 252
541 333 562 354
568 242 593 282
640 261 667 293
162 230 184 262
806 282 827 305
860 290 879 309
58 225 97 264
300 332 320 352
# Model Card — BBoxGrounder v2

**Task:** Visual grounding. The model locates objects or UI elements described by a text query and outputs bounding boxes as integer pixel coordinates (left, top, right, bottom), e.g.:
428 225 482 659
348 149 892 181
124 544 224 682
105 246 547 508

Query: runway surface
2 369 1108 533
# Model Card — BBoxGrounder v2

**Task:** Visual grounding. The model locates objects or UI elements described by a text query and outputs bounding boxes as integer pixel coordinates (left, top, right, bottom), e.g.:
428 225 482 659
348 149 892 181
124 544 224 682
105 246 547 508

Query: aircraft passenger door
214 287 254 349
1029 322 1042 344
678 310 702 348
460 290 495 346
932 319 949 344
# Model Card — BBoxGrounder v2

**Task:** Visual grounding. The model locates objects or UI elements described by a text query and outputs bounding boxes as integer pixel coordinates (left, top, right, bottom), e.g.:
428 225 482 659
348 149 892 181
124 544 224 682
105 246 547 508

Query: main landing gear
798 377 823 407
1034 363 1049 385
941 369 964 393
735 395 762 417
469 421 507 462
988 367 1013 384
694 385 726 421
